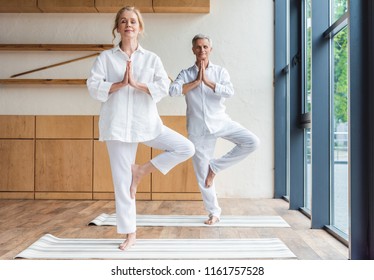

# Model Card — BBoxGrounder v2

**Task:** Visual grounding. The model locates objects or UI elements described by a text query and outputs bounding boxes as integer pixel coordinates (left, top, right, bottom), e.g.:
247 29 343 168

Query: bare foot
204 216 220 225
130 164 141 199
205 166 216 187
130 162 156 199
119 232 136 251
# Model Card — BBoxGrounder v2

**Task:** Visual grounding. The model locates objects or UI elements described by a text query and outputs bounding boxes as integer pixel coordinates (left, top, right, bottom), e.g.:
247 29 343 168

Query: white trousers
106 125 195 234
188 120 260 218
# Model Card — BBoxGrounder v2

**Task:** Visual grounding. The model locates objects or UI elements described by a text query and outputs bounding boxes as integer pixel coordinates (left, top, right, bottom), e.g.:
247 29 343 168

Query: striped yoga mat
15 234 296 259
88 214 290 227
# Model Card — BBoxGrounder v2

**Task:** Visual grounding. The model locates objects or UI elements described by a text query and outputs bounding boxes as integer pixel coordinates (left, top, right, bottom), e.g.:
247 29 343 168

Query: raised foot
130 164 141 199
205 166 216 188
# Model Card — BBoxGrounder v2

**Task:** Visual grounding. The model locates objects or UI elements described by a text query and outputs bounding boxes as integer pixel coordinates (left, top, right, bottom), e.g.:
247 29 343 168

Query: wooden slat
0 140 34 192
35 192 93 200
153 0 210 13
93 192 151 200
95 0 153 13
0 192 34 199
38 0 97 13
35 140 93 192
11 53 99 78
36 116 93 139
152 193 202 200
0 79 86 85
152 116 199 193
0 44 113 51
0 0 41 13
0 116 35 139
0 0 210 13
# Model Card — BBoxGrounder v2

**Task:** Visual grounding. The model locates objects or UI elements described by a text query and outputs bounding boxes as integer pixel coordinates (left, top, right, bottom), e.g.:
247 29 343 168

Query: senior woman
87 6 194 250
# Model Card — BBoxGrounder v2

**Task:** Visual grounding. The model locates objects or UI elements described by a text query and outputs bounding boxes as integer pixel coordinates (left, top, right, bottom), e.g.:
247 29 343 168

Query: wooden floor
0 198 348 260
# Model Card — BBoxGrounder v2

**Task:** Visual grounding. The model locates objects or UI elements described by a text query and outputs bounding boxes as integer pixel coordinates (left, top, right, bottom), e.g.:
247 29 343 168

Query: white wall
0 0 274 198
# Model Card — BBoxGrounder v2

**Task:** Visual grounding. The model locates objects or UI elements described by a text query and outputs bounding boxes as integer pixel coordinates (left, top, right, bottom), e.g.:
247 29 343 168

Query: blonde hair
111 6 145 43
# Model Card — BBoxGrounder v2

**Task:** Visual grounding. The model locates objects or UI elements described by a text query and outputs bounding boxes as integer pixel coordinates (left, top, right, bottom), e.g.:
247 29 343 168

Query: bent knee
177 139 195 159
252 135 260 150
242 134 260 152
185 140 196 158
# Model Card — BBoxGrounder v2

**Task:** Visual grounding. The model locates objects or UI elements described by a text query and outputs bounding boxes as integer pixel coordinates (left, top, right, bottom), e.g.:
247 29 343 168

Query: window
330 19 349 236
303 0 312 212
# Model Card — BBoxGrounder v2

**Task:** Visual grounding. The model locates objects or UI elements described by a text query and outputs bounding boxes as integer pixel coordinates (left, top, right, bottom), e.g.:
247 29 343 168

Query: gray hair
192 34 213 47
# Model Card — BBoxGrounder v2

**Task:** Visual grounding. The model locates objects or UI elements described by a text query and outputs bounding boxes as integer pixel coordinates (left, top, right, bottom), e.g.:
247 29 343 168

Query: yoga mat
15 234 297 259
88 214 291 227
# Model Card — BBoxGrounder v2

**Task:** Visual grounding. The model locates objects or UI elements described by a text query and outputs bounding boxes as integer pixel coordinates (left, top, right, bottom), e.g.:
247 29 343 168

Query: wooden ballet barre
10 53 99 78
0 44 113 51
0 79 87 85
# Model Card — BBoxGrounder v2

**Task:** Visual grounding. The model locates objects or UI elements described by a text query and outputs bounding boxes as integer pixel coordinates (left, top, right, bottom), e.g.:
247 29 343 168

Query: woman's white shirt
87 45 170 142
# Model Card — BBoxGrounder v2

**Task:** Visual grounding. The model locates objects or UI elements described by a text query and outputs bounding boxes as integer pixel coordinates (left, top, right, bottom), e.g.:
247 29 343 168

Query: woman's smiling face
117 10 142 39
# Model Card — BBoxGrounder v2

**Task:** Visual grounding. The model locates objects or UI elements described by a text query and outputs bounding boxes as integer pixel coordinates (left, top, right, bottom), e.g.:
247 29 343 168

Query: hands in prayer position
109 60 150 94
182 60 216 95
121 60 136 87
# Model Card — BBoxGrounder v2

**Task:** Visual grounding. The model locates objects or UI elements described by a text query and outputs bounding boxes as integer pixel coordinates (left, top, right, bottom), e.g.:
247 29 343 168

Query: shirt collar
193 60 215 70
112 44 145 55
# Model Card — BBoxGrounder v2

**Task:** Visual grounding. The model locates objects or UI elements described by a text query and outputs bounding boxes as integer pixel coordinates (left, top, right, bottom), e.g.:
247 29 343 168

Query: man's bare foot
119 232 136 251
204 216 220 225
205 166 216 187
130 164 141 199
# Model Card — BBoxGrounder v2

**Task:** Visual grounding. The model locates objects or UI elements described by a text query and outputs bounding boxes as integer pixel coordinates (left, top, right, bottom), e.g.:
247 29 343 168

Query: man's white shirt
169 62 234 136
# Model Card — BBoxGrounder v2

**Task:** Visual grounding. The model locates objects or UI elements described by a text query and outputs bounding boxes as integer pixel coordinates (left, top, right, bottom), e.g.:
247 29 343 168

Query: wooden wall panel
0 116 35 139
0 192 34 199
95 0 153 13
93 141 151 193
93 141 112 192
93 116 99 139
151 116 199 194
38 0 97 13
153 0 210 13
0 115 199 201
0 140 34 191
35 192 92 200
0 0 41 13
35 140 92 192
93 192 151 200
36 116 93 139
152 193 201 201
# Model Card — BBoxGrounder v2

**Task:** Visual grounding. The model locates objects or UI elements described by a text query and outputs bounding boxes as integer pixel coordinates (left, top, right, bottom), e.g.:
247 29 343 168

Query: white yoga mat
15 234 296 259
88 214 290 227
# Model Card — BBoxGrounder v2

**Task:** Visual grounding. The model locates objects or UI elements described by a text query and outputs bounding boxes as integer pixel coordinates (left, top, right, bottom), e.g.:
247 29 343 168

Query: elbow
168 86 179 97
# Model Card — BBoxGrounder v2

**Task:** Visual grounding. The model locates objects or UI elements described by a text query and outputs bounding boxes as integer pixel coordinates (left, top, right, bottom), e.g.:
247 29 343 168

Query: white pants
106 125 195 234
188 120 260 219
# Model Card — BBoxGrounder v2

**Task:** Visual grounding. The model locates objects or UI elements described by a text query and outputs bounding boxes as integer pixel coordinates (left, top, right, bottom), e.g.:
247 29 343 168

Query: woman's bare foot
130 162 156 199
204 216 220 225
119 232 136 251
205 166 216 187
130 164 141 199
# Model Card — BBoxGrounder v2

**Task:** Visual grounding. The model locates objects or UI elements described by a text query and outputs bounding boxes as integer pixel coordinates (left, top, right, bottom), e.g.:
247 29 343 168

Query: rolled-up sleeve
87 55 113 102
169 70 186 97
146 56 170 103
212 68 234 98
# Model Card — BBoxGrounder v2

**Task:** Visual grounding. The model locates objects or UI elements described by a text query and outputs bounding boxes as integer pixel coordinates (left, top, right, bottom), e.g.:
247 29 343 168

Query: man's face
192 38 212 61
